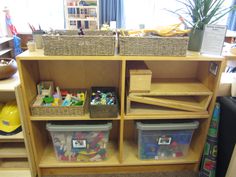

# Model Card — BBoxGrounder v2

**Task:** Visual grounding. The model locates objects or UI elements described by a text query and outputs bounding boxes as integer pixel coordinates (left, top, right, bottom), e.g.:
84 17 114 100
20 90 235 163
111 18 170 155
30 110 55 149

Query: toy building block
37 81 54 97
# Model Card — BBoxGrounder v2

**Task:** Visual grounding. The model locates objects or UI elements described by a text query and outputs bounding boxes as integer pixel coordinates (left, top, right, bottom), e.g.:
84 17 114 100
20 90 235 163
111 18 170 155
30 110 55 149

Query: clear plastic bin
136 121 199 160
47 121 112 162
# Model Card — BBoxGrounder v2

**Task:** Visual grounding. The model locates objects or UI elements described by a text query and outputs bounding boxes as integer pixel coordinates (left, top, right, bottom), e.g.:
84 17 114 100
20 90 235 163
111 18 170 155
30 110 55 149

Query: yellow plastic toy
0 101 21 133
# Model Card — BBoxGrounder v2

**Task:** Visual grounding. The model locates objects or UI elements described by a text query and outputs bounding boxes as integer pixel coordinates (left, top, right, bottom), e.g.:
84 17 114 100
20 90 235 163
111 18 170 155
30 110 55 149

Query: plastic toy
91 90 116 105
37 81 54 97
0 101 21 135
140 131 193 159
51 131 109 162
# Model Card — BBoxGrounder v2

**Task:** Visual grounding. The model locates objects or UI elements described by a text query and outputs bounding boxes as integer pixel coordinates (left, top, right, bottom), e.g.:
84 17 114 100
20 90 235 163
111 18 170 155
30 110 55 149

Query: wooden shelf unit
0 37 14 58
0 142 28 158
64 0 99 30
0 74 36 176
16 50 224 177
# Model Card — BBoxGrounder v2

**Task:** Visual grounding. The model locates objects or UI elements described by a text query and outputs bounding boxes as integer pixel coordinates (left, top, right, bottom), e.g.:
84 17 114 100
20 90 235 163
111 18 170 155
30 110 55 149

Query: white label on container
72 139 87 148
158 136 172 145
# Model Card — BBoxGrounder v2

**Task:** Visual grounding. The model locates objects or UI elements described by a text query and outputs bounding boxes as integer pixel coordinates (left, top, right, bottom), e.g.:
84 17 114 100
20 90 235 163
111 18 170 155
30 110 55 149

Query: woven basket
119 36 189 56
30 89 87 116
43 30 115 56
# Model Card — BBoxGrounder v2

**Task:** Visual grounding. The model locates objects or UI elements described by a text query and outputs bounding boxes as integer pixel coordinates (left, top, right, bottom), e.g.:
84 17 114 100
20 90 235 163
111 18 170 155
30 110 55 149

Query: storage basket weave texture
119 36 189 56
43 30 115 56
31 105 85 116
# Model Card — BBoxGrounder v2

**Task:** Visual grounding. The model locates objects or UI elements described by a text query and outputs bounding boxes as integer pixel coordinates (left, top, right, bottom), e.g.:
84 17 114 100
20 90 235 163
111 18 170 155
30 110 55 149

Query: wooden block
128 61 152 93
127 94 212 113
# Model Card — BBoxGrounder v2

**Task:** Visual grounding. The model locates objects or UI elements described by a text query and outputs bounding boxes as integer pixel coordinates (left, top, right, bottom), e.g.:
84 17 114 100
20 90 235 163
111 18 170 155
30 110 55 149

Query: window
0 0 64 35
0 0 233 36
123 0 233 29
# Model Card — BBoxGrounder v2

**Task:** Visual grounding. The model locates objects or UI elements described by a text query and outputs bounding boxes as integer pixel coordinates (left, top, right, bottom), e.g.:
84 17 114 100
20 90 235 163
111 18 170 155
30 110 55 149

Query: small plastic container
136 121 199 160
47 121 112 162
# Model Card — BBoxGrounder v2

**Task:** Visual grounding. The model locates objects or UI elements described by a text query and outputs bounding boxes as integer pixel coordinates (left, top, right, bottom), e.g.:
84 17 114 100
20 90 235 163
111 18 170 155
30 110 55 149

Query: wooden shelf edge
0 132 24 142
129 80 213 96
40 163 197 176
16 50 225 61
0 143 28 158
0 158 29 168
125 113 209 120
0 48 12 56
0 72 20 92
30 114 121 121
0 37 13 44
16 50 122 60
0 169 31 177
39 141 199 168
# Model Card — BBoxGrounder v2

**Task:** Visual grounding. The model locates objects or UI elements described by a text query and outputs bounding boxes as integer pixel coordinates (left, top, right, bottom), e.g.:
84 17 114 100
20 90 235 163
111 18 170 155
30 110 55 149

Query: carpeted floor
44 171 198 177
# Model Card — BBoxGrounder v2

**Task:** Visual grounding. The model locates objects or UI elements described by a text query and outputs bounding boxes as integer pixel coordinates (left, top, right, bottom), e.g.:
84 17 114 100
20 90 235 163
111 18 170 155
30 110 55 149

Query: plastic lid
46 122 112 132
136 121 199 131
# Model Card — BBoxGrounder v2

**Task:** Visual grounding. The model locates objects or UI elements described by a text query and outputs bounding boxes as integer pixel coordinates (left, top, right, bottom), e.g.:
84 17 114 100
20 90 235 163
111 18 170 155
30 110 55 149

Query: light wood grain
15 85 37 177
124 52 223 61
0 72 20 92
17 50 121 60
0 142 27 158
125 102 209 119
0 158 29 168
40 163 196 176
17 50 223 61
0 169 31 177
30 113 121 121
0 132 24 142
119 60 126 163
130 80 213 96
128 95 211 112
38 60 120 89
